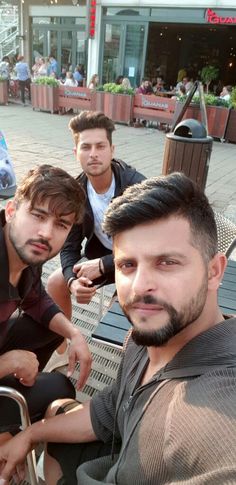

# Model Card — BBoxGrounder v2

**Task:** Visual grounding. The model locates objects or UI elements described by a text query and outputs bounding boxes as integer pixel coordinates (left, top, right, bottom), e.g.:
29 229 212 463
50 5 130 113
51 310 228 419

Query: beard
9 225 52 266
121 274 208 347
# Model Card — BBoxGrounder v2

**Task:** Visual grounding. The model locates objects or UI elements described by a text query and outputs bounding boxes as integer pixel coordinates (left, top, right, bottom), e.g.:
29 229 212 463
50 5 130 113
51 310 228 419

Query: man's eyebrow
31 207 73 227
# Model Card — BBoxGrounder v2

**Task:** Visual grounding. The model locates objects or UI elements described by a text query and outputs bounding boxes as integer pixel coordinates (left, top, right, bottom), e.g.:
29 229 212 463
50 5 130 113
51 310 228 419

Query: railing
0 24 19 59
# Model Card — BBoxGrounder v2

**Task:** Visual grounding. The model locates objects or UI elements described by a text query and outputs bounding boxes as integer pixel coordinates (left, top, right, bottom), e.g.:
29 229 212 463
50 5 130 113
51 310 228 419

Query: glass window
102 23 122 83
32 28 45 58
103 7 150 17
32 17 50 24
76 26 86 67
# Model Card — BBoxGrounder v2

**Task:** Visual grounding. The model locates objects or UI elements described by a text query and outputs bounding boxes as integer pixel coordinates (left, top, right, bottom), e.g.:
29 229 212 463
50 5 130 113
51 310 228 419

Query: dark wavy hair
103 172 218 262
69 111 115 146
15 164 86 223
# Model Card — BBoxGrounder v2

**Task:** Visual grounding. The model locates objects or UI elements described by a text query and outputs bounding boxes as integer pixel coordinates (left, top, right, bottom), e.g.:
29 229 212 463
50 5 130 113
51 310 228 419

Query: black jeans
18 78 31 104
0 314 75 433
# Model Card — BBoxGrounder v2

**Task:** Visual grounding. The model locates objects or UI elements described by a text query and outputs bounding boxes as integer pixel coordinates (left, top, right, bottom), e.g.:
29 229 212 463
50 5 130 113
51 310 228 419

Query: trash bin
162 118 213 192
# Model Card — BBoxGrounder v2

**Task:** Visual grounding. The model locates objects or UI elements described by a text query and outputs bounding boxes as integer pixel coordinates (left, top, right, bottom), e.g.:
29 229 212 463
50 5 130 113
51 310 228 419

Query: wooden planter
224 109 236 143
103 93 134 124
0 81 8 105
174 103 230 139
58 86 96 114
31 84 59 114
133 94 176 126
95 91 105 112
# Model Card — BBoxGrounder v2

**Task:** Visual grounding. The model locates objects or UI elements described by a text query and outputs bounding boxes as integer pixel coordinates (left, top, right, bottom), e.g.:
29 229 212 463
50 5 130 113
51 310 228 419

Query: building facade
19 0 236 87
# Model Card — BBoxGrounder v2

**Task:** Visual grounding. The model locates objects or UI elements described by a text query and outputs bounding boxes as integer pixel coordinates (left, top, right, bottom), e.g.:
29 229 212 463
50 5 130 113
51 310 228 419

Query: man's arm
0 400 96 483
48 313 92 389
60 223 84 282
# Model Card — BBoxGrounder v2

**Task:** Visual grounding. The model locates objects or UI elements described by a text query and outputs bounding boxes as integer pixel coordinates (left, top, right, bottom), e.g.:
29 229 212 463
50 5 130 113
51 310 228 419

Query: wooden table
92 259 236 348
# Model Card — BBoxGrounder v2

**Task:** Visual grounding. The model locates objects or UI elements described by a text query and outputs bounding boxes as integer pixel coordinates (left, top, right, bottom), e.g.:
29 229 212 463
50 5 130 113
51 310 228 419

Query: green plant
103 82 134 95
95 85 104 92
230 87 236 109
178 93 230 108
200 66 219 94
34 76 59 87
0 76 7 82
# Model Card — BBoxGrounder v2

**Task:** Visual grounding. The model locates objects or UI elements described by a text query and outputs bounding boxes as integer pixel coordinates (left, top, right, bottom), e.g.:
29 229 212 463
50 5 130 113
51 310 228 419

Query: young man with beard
0 164 91 443
1 173 236 484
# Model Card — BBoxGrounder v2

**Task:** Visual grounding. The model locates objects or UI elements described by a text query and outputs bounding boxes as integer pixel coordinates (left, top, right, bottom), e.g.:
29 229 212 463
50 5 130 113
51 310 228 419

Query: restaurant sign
206 8 236 25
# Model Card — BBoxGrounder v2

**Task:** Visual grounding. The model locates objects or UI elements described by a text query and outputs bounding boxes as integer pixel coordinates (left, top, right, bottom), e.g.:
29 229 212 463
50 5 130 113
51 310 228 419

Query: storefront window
32 28 44 59
102 23 121 83
76 27 86 67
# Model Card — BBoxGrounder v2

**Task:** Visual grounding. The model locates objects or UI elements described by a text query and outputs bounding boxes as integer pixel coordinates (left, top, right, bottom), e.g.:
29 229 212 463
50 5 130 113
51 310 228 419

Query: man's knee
47 268 68 295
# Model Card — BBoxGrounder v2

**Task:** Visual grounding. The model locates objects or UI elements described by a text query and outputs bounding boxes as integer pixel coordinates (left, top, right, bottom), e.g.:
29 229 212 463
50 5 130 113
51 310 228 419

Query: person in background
63 72 78 87
0 164 91 446
1 173 236 485
31 57 41 80
88 74 99 90
152 76 165 94
15 55 31 106
47 54 58 78
37 57 48 78
0 56 10 81
74 65 84 87
137 78 153 95
220 85 232 101
59 67 67 84
121 77 131 90
115 75 124 85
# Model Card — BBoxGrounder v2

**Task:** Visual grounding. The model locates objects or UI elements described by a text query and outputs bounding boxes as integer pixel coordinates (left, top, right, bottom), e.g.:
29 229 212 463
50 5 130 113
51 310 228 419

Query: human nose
89 145 98 158
38 220 53 240
132 266 156 296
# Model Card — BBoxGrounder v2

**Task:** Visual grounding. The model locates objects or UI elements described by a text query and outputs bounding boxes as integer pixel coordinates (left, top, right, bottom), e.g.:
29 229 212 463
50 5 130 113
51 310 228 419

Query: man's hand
0 430 32 484
70 276 97 304
67 329 92 390
73 258 103 281
0 350 39 386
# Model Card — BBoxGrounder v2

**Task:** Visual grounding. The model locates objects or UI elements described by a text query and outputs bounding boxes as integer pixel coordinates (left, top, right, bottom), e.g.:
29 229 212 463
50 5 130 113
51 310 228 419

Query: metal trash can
162 118 213 191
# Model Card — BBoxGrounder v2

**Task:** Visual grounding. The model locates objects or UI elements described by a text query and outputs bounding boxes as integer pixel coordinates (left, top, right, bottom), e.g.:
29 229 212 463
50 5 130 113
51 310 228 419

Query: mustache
124 294 169 308
26 238 52 252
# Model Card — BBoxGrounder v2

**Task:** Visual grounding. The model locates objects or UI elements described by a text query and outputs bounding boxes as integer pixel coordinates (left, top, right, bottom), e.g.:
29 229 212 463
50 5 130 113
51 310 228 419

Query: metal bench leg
0 386 39 485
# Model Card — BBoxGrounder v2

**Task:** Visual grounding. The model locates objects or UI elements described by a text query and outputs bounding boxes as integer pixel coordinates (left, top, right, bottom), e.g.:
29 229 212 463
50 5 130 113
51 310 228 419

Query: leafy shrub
34 76 59 87
95 85 104 92
200 66 219 93
103 82 134 95
231 87 236 109
179 93 230 107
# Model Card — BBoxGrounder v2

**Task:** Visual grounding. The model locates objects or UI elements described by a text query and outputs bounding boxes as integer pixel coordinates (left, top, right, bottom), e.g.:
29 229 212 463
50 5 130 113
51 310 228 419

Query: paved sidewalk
1 103 236 221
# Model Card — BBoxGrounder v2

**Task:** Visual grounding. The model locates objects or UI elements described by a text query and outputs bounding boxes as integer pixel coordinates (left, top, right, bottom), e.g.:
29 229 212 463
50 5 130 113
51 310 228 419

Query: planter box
58 86 96 113
103 93 134 124
95 91 105 112
133 94 176 125
174 103 230 139
31 84 59 114
0 81 8 105
225 109 236 143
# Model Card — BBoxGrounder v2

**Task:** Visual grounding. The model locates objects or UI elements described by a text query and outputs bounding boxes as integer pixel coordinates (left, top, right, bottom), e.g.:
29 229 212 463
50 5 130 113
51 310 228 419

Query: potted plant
0 77 8 105
200 65 219 94
101 83 135 124
175 92 230 139
31 76 59 114
225 86 236 143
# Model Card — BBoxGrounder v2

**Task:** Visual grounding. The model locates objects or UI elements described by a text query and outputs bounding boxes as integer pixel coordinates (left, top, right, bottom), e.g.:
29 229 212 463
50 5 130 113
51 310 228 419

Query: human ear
208 253 227 291
4 200 17 222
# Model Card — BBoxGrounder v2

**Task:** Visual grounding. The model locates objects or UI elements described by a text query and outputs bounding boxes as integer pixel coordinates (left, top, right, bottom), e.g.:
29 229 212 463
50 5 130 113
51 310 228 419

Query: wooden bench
133 94 176 125
92 259 236 349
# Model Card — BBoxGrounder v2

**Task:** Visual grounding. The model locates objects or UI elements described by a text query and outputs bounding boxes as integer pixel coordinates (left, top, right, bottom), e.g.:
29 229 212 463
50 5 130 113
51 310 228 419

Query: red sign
89 0 96 38
206 8 236 25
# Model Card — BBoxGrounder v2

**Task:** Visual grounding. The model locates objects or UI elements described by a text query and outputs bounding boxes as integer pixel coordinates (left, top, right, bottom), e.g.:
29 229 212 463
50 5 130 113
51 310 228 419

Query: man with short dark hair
47 111 145 317
0 172 236 484
0 164 91 442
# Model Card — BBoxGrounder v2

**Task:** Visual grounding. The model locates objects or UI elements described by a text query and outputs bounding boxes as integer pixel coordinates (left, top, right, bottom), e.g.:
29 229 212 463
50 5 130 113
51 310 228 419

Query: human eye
31 211 44 220
116 260 135 272
159 258 179 268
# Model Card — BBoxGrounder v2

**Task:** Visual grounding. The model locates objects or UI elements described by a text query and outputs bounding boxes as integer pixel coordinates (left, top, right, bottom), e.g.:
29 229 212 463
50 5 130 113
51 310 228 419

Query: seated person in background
59 67 67 83
63 72 78 87
0 164 91 444
121 77 131 90
152 76 165 93
1 173 236 485
45 111 145 369
88 74 99 90
171 83 186 99
137 78 153 95
73 65 84 87
220 85 232 101
115 75 124 85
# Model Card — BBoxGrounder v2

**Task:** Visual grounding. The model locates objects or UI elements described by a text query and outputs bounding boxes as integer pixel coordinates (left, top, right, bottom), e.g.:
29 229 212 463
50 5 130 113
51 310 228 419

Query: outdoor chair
0 386 39 485
214 211 236 258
